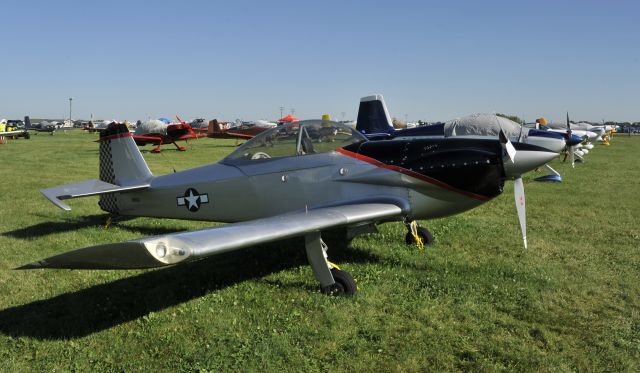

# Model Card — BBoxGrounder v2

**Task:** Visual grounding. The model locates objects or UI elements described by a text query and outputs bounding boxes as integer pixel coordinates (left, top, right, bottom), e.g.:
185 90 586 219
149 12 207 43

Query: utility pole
280 106 284 119
291 108 295 116
69 97 73 125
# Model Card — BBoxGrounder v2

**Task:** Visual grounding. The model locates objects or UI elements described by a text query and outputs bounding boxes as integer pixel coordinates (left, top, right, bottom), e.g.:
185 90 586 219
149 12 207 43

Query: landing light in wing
144 238 191 265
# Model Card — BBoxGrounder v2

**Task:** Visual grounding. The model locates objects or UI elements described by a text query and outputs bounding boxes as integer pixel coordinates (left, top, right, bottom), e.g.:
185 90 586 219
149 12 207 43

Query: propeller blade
570 146 575 168
564 112 575 167
513 176 527 249
499 129 517 163
186 124 197 137
175 115 197 138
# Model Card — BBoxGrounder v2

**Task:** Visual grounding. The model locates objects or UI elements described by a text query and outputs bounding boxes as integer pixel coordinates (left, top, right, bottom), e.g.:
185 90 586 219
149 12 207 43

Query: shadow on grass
0 235 380 340
2 215 186 239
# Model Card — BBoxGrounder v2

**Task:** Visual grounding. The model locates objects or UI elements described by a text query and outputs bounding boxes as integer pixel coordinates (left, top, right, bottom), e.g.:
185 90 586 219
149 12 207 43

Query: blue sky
1 0 638 122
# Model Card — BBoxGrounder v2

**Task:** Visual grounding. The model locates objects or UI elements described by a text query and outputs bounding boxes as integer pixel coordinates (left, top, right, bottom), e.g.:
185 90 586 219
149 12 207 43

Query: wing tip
15 261 49 270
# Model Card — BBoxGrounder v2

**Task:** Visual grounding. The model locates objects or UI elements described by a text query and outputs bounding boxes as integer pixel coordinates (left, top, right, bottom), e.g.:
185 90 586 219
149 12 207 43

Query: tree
392 117 406 129
496 113 523 124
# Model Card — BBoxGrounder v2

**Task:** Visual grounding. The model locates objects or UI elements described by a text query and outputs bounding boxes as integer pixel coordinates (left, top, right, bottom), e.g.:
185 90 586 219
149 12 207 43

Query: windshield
223 120 366 163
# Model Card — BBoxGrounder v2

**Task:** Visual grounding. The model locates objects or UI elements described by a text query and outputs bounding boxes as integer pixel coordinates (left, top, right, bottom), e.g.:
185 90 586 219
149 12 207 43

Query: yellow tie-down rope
409 221 424 251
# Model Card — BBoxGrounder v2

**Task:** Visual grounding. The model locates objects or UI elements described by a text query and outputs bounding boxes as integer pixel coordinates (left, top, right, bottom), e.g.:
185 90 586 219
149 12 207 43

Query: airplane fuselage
104 137 509 223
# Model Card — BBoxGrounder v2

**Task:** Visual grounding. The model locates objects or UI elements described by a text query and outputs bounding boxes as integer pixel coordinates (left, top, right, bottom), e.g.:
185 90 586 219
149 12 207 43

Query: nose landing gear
404 220 434 247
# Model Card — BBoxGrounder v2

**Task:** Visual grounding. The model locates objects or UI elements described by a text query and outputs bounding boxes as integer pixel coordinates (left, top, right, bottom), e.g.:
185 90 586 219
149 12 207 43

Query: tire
321 268 357 296
405 226 434 246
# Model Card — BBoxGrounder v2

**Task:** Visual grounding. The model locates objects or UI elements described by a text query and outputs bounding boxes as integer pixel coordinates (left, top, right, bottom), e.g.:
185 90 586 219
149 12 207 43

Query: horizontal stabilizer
18 203 402 269
41 180 149 211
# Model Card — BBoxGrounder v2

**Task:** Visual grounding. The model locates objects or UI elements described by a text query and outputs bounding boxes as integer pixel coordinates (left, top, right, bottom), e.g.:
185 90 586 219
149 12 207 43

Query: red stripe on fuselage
335 148 490 202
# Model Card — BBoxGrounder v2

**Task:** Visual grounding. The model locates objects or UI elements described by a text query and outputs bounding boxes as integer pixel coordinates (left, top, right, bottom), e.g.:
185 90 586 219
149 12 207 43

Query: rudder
99 122 153 213
356 94 394 136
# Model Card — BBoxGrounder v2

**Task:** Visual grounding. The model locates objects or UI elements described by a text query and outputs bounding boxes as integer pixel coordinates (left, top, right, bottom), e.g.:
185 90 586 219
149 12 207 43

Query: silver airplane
21 118 557 296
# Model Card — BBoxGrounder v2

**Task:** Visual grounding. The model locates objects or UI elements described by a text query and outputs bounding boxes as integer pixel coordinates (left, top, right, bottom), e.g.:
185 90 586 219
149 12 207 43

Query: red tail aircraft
205 119 269 140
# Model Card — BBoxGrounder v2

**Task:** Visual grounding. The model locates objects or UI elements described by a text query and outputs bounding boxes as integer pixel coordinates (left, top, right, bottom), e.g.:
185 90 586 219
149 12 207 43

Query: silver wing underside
19 203 402 270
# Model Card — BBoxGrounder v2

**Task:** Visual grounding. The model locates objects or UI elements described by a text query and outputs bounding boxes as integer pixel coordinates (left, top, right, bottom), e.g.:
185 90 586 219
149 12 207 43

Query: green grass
0 131 638 371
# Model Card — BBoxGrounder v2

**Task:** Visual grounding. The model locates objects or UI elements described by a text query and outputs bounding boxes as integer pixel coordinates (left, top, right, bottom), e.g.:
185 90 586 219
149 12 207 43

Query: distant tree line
496 113 524 124
495 114 640 129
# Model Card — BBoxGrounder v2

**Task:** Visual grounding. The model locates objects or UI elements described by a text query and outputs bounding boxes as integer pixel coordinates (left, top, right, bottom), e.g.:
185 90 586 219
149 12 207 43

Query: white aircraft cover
445 113 522 139
254 120 277 128
135 119 168 136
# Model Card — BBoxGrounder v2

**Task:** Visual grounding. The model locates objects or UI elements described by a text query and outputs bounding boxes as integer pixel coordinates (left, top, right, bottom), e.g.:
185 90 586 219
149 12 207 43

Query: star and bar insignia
177 188 209 212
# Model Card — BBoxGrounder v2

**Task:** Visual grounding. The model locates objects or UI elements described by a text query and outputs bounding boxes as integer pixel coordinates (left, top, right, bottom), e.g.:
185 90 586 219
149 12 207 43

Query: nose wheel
404 221 434 246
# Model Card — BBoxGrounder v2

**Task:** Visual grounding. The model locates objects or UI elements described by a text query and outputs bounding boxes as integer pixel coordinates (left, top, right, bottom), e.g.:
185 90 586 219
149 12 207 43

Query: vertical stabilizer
24 116 32 128
208 119 222 134
98 123 153 213
356 94 395 136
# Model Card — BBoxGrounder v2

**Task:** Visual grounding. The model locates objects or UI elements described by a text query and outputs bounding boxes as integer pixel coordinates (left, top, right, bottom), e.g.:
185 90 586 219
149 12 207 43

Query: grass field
0 131 638 371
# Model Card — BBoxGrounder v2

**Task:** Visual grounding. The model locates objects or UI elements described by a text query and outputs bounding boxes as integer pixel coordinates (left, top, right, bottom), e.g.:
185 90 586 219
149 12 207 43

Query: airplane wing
0 130 25 136
132 134 163 145
176 133 208 140
224 131 257 139
18 203 402 270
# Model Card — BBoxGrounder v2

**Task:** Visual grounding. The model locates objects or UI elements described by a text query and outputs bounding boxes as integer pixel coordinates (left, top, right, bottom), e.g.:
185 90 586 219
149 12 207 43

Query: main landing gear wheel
405 226 434 246
305 232 357 296
321 268 357 296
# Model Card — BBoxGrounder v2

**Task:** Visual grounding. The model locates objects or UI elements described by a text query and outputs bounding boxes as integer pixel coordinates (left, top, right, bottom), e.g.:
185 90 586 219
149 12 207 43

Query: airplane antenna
159 150 177 173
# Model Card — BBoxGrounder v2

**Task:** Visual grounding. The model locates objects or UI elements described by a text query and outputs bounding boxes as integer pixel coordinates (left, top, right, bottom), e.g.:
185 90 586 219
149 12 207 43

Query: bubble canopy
223 120 367 163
